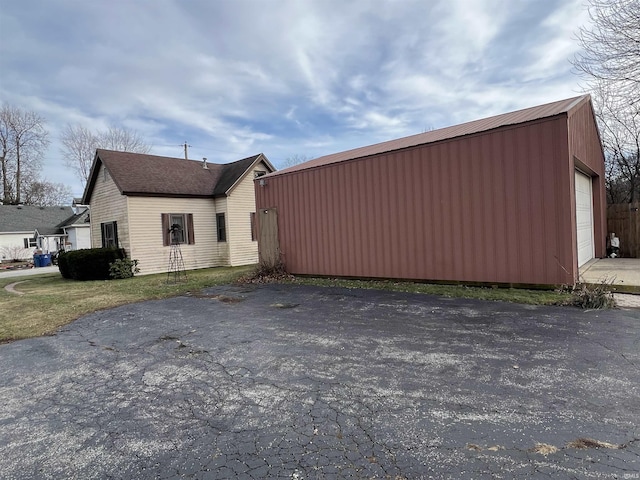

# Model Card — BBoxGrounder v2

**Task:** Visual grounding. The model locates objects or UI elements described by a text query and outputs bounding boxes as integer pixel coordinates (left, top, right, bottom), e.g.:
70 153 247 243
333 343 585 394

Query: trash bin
41 253 52 266
33 254 43 267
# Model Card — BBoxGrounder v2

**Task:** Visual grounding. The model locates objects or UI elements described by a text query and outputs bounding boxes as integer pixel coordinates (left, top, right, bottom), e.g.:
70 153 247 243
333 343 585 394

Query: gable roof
82 150 274 202
270 95 592 177
0 205 74 233
213 154 268 196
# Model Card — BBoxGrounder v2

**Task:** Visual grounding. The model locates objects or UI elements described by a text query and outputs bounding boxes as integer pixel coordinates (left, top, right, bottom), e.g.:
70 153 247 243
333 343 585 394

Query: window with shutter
162 213 195 245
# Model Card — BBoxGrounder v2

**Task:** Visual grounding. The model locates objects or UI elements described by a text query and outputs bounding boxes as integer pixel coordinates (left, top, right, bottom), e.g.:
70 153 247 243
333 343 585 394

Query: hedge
58 248 127 281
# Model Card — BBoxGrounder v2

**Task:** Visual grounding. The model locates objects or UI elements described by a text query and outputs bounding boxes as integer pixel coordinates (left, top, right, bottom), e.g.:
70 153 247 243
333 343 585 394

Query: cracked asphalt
1 284 639 479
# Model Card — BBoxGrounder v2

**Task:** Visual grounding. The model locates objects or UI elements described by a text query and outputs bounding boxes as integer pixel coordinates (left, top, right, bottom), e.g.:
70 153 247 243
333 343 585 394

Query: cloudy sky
1 0 591 200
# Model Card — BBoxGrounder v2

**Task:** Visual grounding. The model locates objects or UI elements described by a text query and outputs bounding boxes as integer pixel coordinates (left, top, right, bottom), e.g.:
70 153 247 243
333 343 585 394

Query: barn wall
568 100 607 261
256 117 577 285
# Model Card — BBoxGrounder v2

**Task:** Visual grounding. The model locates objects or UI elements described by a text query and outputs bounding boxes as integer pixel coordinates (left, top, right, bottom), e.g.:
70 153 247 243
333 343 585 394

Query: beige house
82 149 275 275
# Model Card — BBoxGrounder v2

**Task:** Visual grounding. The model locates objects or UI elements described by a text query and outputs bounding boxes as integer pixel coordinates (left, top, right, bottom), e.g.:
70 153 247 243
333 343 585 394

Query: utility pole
182 142 191 160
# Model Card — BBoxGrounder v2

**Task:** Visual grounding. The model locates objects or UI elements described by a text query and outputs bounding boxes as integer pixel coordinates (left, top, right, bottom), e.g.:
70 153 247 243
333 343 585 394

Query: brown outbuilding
255 95 606 286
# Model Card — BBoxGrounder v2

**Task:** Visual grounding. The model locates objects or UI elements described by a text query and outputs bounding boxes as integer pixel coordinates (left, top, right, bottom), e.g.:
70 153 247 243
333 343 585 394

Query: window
254 170 267 178
170 214 186 243
23 237 37 248
216 213 226 242
250 212 256 241
101 221 118 248
161 213 194 246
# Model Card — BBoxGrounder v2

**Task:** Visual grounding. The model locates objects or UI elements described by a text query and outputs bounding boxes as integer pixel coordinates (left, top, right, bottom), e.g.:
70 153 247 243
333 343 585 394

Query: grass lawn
290 277 570 305
0 266 254 342
1 266 571 343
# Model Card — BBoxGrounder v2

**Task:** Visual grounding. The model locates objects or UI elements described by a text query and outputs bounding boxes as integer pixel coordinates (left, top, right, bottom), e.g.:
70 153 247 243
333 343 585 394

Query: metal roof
270 95 590 177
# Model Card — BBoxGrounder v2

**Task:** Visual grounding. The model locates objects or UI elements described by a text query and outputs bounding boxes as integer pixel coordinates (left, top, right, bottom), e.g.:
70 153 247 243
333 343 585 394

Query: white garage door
575 170 594 267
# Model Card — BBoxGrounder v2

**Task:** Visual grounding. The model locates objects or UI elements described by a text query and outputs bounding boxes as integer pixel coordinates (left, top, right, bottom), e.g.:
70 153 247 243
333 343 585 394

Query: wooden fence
607 203 640 258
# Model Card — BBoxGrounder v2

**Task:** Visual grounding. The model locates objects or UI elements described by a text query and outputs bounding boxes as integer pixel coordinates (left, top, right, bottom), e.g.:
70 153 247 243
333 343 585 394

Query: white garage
575 169 595 267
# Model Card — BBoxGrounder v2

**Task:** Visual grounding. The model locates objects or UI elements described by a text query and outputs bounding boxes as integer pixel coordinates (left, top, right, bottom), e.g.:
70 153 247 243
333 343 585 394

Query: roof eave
225 153 276 195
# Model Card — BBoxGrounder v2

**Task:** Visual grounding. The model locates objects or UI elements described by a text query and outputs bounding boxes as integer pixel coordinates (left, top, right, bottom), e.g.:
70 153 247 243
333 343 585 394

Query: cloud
0 0 589 192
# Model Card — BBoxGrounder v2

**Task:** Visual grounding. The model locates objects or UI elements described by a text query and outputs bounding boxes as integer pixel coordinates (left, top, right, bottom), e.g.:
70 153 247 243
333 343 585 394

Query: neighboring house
34 207 91 253
0 205 74 261
81 149 275 275
255 95 606 286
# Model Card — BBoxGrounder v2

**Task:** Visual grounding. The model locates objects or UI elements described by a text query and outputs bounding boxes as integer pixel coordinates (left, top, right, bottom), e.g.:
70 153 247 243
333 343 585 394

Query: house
34 207 91 253
255 95 606 286
81 149 276 275
0 205 74 261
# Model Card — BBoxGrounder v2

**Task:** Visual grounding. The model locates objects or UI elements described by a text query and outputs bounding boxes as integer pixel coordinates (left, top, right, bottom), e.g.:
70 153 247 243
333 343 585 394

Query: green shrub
58 248 127 281
57 250 71 279
109 258 140 279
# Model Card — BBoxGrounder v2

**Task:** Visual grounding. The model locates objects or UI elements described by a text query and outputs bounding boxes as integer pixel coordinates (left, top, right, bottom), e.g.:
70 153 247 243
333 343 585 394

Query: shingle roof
213 155 262 196
57 209 90 229
82 150 273 202
0 205 74 233
269 95 591 177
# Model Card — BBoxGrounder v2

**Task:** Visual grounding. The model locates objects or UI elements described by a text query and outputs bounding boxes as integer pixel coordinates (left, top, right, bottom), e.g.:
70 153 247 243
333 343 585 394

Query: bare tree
98 126 151 153
573 0 639 98
0 104 49 204
281 154 311 169
61 124 151 187
60 124 97 188
21 180 73 206
573 0 640 203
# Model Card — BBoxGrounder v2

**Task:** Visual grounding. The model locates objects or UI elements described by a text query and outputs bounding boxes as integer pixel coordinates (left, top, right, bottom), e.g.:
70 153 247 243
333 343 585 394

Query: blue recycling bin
33 254 43 267
41 253 52 266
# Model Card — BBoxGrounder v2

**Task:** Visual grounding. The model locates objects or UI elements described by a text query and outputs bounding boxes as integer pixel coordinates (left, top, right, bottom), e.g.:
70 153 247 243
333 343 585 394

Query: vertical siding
227 162 269 266
568 101 607 261
257 117 578 285
127 197 226 275
87 164 129 251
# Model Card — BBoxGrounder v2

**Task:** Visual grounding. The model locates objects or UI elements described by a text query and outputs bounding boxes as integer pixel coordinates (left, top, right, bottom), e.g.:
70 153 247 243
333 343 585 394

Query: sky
0 0 592 200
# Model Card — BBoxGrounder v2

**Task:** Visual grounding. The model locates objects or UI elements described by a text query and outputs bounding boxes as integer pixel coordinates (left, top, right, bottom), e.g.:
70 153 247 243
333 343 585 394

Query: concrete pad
1 284 638 478
580 258 640 293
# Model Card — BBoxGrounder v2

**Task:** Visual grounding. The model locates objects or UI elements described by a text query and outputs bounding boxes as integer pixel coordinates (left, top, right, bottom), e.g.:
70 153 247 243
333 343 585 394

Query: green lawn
1 266 571 343
0 266 254 342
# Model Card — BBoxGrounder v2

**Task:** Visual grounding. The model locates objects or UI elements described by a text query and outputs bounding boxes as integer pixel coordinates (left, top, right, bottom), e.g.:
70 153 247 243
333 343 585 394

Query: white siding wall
65 226 91 251
88 165 130 251
226 162 269 266
127 197 229 275
0 232 34 260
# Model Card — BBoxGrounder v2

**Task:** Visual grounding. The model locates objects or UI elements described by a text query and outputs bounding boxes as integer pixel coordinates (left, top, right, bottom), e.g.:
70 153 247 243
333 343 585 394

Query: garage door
575 170 594 267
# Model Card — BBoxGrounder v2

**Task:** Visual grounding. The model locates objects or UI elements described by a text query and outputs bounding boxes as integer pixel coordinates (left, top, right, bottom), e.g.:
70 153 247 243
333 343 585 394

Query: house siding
127 197 228 275
226 162 269 266
256 115 593 286
0 232 35 260
88 165 129 251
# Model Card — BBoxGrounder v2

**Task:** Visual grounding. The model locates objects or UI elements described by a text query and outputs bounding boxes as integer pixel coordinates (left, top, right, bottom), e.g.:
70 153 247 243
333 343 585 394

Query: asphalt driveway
1 284 639 479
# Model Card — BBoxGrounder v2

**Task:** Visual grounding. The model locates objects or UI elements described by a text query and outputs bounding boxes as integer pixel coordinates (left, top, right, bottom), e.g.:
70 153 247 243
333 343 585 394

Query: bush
236 260 293 284
58 248 127 281
109 258 140 279
567 280 616 309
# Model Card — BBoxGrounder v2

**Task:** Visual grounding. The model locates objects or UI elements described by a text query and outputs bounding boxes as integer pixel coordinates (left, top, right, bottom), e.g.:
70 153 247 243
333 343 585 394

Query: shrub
109 258 140 279
567 280 616 309
236 259 293 284
58 247 127 281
